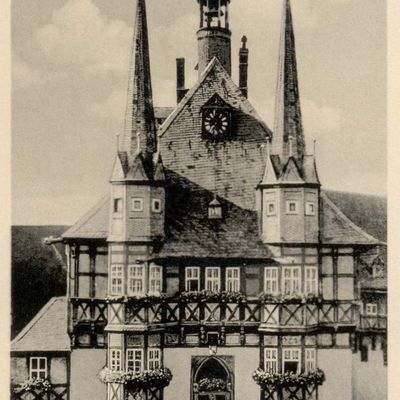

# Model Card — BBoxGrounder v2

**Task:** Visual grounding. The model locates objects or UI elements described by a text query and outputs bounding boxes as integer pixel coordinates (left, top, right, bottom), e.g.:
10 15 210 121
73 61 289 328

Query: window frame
131 197 144 212
147 348 161 370
152 199 162 213
305 266 318 295
149 264 162 294
264 267 279 295
266 201 276 216
305 348 316 372
127 264 146 296
126 348 143 373
264 348 278 373
365 303 378 316
226 267 240 292
185 267 200 292
286 200 299 215
29 357 47 380
113 198 123 214
110 264 124 295
283 348 301 374
282 266 301 295
305 201 316 216
110 349 122 371
205 267 221 292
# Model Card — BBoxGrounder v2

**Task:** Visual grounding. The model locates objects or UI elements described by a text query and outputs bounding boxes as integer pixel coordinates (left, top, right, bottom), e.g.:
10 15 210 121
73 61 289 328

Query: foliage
252 368 325 389
14 378 52 393
258 292 322 305
99 367 173 389
179 290 245 303
11 226 68 338
198 378 226 392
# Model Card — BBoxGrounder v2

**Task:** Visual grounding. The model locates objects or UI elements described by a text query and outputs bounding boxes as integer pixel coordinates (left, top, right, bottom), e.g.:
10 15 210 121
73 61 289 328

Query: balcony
70 297 358 333
359 315 387 331
11 383 68 400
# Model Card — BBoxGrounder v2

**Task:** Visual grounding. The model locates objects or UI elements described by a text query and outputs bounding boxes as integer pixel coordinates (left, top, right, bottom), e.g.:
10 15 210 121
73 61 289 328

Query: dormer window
131 198 143 212
305 202 316 216
286 200 299 215
208 197 222 220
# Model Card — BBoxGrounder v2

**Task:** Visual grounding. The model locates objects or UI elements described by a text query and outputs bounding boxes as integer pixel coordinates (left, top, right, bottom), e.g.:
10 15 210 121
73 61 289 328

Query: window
128 264 145 296
264 267 279 294
126 349 143 372
148 348 161 370
366 303 378 316
205 267 220 292
305 349 316 372
264 348 278 373
305 202 316 216
282 267 301 295
110 265 124 295
149 264 162 293
30 357 47 379
283 348 300 374
110 349 122 371
305 266 318 295
286 201 299 214
266 201 276 216
114 198 123 213
185 267 200 291
131 198 143 212
226 267 240 292
152 199 162 213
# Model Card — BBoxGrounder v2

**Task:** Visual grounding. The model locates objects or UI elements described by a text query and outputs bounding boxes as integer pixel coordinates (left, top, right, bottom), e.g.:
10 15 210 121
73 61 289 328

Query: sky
11 0 387 225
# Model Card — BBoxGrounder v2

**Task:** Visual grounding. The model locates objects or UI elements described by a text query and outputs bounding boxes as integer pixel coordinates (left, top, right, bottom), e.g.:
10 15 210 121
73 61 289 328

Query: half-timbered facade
11 1 387 400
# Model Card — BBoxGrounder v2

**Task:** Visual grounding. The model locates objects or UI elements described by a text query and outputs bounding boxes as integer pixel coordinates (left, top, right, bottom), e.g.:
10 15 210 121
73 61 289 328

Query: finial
288 136 294 158
241 36 247 49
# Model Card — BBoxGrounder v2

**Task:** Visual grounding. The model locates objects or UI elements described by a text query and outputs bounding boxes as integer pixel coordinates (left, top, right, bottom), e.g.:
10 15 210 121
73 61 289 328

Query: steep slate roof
11 297 70 352
158 57 271 212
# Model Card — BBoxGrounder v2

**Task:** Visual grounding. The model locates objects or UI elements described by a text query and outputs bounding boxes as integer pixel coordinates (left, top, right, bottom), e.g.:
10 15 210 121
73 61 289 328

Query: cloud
90 89 126 120
35 0 132 74
13 60 46 90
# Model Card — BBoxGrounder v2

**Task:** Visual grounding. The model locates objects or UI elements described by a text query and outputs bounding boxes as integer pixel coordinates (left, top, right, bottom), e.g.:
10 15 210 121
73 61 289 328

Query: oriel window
148 348 161 370
305 349 316 372
110 349 122 371
264 348 278 373
282 266 301 294
126 349 143 373
128 264 145 296
283 348 301 374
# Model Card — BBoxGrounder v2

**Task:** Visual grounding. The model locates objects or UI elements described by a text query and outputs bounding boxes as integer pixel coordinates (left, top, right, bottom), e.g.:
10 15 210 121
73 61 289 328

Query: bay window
264 267 279 294
186 267 200 291
148 348 161 370
305 348 316 372
110 349 122 371
128 264 145 296
282 267 301 294
264 348 278 373
283 348 301 374
226 267 240 292
205 267 220 291
126 349 143 373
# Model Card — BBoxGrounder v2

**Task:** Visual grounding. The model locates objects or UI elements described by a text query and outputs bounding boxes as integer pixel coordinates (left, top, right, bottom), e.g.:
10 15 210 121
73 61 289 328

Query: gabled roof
11 297 70 352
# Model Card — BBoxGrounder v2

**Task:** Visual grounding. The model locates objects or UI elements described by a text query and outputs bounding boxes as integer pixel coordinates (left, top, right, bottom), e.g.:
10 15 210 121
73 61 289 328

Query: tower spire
121 0 157 164
272 0 305 164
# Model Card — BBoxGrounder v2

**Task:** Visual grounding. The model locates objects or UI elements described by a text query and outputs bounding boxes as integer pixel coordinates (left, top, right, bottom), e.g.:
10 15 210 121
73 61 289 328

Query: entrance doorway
192 357 234 400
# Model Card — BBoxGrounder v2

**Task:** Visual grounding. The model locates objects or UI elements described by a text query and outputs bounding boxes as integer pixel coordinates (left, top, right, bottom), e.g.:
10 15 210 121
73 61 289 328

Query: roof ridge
321 192 383 245
158 56 268 137
11 297 65 346
62 194 109 237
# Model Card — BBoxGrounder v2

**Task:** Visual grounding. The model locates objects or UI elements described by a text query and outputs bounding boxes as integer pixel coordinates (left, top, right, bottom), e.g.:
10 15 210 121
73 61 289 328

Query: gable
158 58 272 211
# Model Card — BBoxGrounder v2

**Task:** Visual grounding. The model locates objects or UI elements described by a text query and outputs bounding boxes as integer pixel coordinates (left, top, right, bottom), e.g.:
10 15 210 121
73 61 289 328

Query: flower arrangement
252 368 325 389
258 293 322 305
179 290 245 303
99 367 173 389
198 378 226 392
14 378 52 393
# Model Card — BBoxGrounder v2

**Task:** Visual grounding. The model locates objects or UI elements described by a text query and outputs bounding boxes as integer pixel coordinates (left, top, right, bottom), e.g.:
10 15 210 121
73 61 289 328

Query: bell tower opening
197 0 232 76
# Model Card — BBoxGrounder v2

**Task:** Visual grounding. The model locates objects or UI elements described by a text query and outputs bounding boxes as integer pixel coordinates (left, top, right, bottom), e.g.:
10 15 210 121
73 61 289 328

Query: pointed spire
272 0 305 165
121 0 157 163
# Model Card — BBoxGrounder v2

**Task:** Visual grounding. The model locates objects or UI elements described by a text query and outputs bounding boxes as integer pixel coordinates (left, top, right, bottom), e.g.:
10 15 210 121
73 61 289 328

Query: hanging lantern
208 196 222 220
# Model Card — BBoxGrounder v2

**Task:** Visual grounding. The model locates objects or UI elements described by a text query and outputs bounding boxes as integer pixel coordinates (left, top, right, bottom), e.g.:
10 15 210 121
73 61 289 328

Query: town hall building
11 1 387 400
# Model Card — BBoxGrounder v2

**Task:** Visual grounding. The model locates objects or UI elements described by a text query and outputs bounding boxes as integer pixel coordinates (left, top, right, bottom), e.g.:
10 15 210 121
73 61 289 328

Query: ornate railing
70 298 357 330
11 384 68 400
263 385 319 400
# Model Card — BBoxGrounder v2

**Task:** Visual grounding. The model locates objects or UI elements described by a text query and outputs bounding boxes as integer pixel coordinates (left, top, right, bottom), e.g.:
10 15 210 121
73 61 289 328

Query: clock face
203 109 230 137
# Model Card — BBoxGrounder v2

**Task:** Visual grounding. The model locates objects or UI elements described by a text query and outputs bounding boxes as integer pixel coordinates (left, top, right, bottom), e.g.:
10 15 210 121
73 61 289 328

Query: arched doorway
192 357 234 400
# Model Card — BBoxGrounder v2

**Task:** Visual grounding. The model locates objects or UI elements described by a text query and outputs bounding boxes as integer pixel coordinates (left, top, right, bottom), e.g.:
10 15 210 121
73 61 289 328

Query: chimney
239 36 249 98
176 58 188 104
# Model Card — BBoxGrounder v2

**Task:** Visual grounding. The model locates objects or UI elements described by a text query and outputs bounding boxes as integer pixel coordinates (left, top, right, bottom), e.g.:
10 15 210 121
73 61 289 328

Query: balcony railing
11 384 68 400
70 298 358 331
